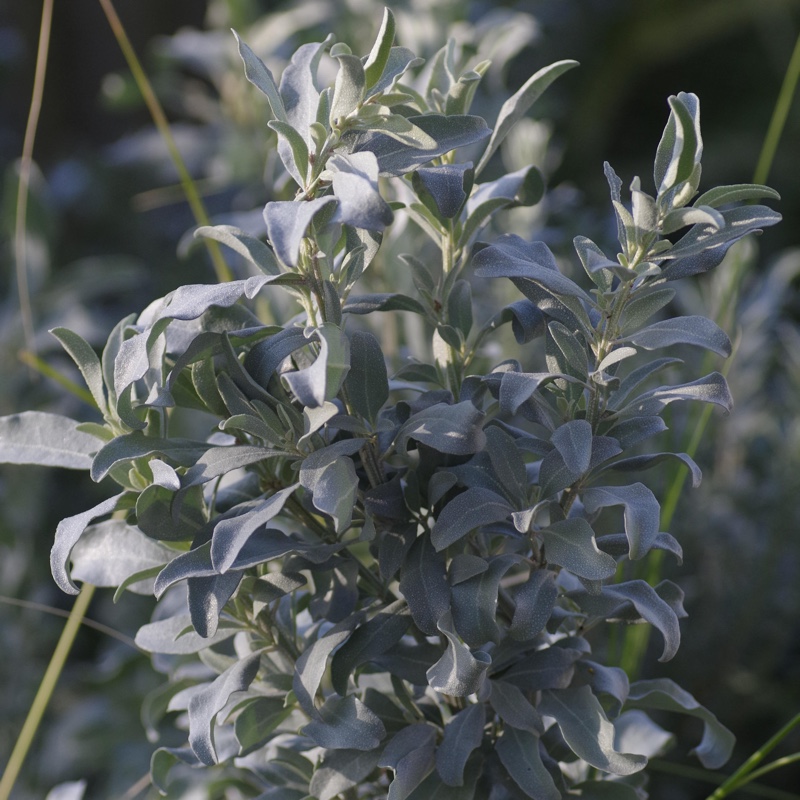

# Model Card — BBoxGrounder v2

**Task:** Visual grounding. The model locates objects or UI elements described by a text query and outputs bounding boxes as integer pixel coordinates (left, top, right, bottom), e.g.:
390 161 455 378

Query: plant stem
649 759 800 800
96 0 233 283
17 350 98 409
753 30 800 186
707 712 800 799
0 584 96 800
15 0 54 359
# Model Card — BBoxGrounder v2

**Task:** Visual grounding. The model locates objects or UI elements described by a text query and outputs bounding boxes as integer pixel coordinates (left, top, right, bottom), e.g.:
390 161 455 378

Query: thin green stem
96 0 233 283
15 0 54 359
743 754 800 787
707 712 800 799
0 584 96 800
18 350 99 409
116 771 152 800
753 30 800 186
649 759 800 800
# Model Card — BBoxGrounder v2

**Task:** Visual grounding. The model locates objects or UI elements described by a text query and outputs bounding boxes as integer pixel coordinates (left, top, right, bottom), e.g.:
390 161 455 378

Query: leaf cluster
0 9 780 799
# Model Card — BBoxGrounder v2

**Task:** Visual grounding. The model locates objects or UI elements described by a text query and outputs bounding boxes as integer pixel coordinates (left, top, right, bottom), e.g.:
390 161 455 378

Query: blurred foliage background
1 0 800 798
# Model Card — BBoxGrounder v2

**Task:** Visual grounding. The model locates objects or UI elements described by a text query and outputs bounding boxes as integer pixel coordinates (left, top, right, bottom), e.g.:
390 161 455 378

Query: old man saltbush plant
0 9 781 798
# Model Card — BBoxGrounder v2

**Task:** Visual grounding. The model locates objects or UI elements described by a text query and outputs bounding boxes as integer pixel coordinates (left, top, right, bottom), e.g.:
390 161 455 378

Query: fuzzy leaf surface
626 678 735 768
624 316 731 357
399 534 450 635
541 518 617 581
581 483 660 560
539 686 647 775
432 488 512 551
476 59 579 175
348 114 490 176
69 520 173 593
50 493 125 594
495 727 560 800
426 610 491 697
0 412 101 470
302 695 386 751
188 653 261 764
436 704 485 786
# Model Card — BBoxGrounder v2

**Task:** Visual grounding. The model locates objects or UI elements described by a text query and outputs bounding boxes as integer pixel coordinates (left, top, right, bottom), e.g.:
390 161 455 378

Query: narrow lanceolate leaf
539 687 648 775
91 433 212 483
498 371 563 416
135 613 237 655
603 451 702 489
310 748 381 800
654 92 701 195
379 724 437 800
615 372 733 419
436 704 485 786
50 328 107 413
509 570 558 642
194 225 280 276
211 485 297 572
540 518 617 581
234 696 293 755
293 614 362 716
330 53 366 122
50 493 125 594
473 235 594 305
399 534 450 635
581 483 660 560
269 120 310 187
344 330 389 423
234 32 289 122
485 426 528 507
496 727 560 800
693 183 780 209
661 205 781 265
181 445 288 488
626 678 735 768
343 293 427 315
623 316 731 357
188 570 243 638
363 7 396 89
426 610 491 697
150 747 202 795
432 488 512 551
347 114 490 176
660 205 724 235
0 411 101 470
476 59 579 176
550 419 592 475
451 554 521 646
283 323 351 409
330 600 411 695
311 456 358 534
499 646 582 692
302 694 386 751
188 652 261 765
571 580 682 662
489 680 542 734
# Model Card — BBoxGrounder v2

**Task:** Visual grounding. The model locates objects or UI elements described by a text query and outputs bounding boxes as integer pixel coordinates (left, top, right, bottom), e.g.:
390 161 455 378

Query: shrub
0 9 781 798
